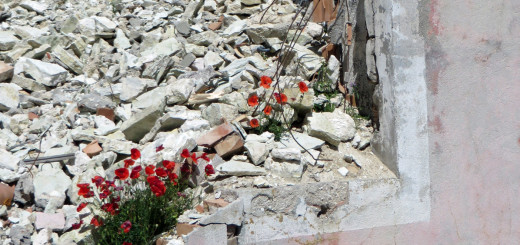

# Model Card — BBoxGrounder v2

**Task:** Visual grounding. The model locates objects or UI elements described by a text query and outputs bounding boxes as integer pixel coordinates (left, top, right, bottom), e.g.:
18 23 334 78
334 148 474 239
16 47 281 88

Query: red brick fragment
82 140 102 157
96 107 115 121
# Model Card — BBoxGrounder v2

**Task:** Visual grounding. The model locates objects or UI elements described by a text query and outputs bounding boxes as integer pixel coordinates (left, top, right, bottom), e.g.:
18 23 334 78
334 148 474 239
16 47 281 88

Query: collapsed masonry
0 0 395 244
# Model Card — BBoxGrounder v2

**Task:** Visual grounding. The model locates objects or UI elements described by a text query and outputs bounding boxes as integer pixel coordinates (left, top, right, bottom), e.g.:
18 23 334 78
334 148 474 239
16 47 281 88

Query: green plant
313 62 337 99
252 117 286 141
313 102 335 112
74 148 213 245
345 105 370 129
91 181 191 245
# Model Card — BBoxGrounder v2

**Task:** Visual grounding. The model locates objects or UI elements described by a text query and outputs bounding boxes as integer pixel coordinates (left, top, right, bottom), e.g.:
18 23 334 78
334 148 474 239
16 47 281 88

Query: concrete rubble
0 0 394 244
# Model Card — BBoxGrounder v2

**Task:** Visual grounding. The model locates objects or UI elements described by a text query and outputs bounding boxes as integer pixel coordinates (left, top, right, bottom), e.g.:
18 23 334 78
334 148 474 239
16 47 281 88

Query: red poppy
162 160 175 170
77 183 90 189
77 203 87 212
155 167 168 178
130 166 142 179
130 148 141 160
115 168 130 180
105 180 116 188
84 191 94 198
298 81 308 93
72 220 83 230
91 217 103 227
191 153 198 164
248 94 259 107
112 196 121 203
156 145 164 152
121 220 132 233
263 105 272 115
123 243 132 245
147 176 166 197
77 184 91 197
124 159 134 168
168 172 178 183
181 149 190 159
145 165 155 175
91 176 104 187
274 93 287 104
199 153 210 162
101 203 117 215
260 76 272 89
249 119 260 128
205 164 215 176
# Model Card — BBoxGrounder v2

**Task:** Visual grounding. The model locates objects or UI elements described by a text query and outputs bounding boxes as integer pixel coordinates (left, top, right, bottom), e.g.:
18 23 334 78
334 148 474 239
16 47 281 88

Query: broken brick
176 223 201 236
96 107 115 121
196 122 235 147
28 112 39 120
214 133 244 158
203 198 229 212
0 183 14 206
82 140 102 157
0 62 14 82
195 204 205 213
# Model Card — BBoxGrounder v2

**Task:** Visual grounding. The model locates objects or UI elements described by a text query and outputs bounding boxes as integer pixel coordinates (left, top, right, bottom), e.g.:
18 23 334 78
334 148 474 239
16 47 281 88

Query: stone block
214 133 244 158
34 212 65 231
183 224 227 245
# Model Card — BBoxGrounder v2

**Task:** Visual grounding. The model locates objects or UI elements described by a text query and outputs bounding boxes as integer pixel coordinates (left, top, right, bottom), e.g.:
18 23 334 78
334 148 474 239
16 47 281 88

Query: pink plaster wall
268 0 520 243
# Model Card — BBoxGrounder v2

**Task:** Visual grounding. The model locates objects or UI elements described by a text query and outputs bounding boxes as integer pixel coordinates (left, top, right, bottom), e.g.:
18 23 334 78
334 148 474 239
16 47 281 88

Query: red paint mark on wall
430 115 444 133
429 0 443 35
429 66 440 95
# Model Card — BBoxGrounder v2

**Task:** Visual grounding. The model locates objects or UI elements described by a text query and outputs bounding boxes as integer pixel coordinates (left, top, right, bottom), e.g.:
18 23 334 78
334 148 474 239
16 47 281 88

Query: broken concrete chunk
121 100 166 143
216 160 266 176
279 131 325 151
201 103 239 127
271 148 301 162
199 199 243 226
244 141 269 165
203 51 224 68
306 110 356 146
52 45 84 75
166 78 195 105
33 167 71 208
114 29 131 50
15 57 68 87
0 31 18 51
264 157 305 179
119 77 147 102
183 224 227 245
338 167 349 176
0 83 20 111
34 212 65 232
78 93 115 113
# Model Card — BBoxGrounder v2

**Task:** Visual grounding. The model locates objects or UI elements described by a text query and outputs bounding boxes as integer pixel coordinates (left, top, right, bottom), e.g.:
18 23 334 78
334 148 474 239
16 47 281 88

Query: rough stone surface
200 199 244 226
15 58 68 87
216 160 266 176
244 141 269 165
34 212 65 231
33 167 71 208
306 110 356 146
0 62 14 82
183 224 227 245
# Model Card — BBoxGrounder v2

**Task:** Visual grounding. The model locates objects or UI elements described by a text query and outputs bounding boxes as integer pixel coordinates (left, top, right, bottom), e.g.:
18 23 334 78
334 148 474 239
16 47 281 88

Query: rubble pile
0 0 393 244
